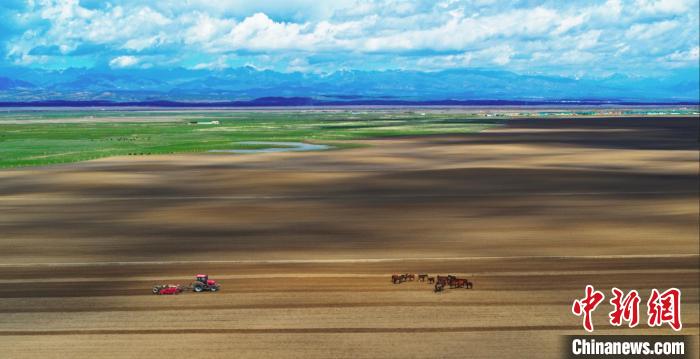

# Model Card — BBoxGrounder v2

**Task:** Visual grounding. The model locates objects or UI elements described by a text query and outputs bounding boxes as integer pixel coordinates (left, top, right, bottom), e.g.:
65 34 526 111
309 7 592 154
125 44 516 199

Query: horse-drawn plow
391 273 473 293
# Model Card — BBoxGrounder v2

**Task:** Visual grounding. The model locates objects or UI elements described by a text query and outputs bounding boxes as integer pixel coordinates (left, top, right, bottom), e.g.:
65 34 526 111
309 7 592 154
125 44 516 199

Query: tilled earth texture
0 117 698 358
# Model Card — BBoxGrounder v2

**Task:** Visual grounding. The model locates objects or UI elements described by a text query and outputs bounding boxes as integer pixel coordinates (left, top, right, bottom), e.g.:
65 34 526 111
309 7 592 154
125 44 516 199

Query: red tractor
192 274 220 292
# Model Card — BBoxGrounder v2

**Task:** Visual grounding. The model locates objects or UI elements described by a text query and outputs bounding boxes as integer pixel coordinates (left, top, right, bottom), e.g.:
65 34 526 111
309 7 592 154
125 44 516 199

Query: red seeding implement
152 284 184 295
152 274 221 295
390 273 473 293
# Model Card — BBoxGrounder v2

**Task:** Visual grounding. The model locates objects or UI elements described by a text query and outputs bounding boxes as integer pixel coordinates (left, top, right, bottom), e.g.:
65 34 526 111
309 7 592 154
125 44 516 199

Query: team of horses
391 273 415 284
391 273 473 292
434 275 473 292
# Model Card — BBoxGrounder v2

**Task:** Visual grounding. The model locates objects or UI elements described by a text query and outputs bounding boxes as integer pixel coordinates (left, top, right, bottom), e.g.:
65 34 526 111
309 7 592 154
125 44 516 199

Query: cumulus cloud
183 13 235 46
0 0 697 76
191 55 232 70
416 52 473 70
662 46 700 65
633 0 692 15
109 55 139 67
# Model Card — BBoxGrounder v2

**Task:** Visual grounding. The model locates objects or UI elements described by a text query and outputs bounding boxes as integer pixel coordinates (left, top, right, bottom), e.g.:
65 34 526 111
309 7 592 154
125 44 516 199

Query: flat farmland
0 115 698 358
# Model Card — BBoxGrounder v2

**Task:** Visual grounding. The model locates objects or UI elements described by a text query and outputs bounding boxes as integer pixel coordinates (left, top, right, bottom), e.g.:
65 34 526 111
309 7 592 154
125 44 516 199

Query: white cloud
662 46 700 62
109 55 139 67
3 0 698 75
225 13 311 50
123 35 163 51
633 0 692 15
626 20 679 40
191 56 232 70
576 30 602 50
553 13 587 35
491 46 514 65
416 52 472 69
184 13 235 45
287 57 310 72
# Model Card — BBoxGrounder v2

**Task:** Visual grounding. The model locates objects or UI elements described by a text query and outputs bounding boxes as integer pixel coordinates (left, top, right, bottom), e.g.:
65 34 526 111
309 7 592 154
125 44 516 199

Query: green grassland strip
0 112 502 168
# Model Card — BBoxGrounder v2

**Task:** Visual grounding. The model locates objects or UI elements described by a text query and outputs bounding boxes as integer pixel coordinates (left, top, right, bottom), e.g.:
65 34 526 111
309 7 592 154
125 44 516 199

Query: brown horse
463 279 473 289
391 274 406 284
450 278 474 289
427 277 435 284
435 277 450 291
436 275 451 286
418 274 428 282
433 275 474 289
434 282 444 292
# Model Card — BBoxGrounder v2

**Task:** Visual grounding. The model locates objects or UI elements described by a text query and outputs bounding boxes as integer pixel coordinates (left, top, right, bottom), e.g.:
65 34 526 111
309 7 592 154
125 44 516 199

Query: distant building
189 120 220 125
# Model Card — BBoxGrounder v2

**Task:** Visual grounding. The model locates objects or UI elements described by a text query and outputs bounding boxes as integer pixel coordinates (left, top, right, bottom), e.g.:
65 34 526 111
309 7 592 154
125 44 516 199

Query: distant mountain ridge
0 76 34 90
0 66 697 102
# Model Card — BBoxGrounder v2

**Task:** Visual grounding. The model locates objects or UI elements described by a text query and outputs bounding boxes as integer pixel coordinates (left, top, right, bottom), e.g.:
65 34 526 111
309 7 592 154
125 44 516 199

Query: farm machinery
192 274 220 292
152 284 184 295
152 274 221 295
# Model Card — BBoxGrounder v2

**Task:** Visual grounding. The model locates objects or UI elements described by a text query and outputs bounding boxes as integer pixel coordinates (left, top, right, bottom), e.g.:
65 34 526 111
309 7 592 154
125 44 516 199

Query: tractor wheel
152 287 159 294
194 285 204 293
210 286 219 292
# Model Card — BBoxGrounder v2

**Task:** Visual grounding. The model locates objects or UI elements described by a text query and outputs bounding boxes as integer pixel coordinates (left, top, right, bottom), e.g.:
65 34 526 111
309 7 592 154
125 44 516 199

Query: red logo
573 286 682 332
647 288 682 331
572 285 605 332
609 288 641 328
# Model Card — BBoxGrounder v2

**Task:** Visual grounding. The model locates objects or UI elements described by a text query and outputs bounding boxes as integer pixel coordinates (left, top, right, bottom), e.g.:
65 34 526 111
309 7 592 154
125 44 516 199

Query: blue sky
0 0 698 78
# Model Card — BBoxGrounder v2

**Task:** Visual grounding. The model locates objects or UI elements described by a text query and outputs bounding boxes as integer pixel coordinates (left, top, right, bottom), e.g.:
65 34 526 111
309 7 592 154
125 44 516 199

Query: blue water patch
209 141 332 154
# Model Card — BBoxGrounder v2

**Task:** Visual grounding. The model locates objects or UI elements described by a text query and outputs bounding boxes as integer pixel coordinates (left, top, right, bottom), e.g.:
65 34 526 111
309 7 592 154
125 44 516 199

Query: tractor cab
195 274 217 286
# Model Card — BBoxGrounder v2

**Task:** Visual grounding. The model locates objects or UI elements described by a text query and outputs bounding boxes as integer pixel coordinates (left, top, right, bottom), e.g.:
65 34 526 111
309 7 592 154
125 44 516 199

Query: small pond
209 141 332 154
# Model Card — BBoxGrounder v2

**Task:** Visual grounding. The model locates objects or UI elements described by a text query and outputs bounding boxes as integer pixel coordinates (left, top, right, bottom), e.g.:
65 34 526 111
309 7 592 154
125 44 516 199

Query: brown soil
0 116 698 358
